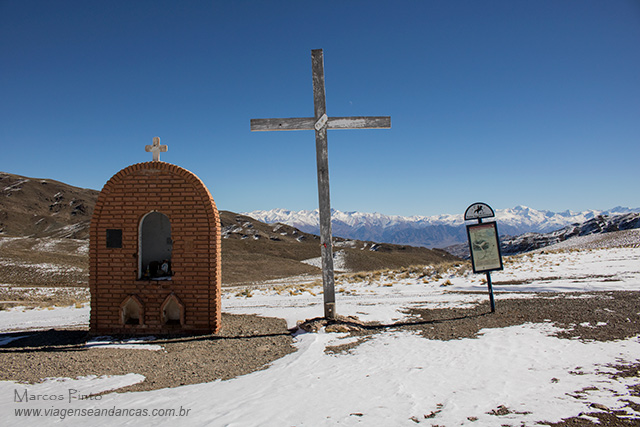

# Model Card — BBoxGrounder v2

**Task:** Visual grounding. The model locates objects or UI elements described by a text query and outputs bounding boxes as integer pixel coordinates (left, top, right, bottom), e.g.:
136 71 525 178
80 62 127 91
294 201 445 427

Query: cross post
251 49 391 319
145 137 168 162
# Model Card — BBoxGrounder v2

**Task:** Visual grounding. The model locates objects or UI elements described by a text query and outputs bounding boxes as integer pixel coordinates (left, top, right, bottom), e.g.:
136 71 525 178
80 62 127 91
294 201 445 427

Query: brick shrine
89 140 221 334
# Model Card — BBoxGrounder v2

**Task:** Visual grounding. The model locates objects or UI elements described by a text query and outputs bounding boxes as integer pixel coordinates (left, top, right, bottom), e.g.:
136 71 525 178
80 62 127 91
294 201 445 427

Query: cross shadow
296 308 493 334
363 310 492 331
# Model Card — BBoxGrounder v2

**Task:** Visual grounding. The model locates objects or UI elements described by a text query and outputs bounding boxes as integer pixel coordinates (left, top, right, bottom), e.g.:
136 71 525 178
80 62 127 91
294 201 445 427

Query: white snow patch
301 249 348 272
86 336 163 351
0 304 89 332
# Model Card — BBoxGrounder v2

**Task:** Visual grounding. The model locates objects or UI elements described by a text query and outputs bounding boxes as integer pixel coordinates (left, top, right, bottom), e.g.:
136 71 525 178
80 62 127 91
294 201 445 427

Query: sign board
466 221 503 273
464 202 495 221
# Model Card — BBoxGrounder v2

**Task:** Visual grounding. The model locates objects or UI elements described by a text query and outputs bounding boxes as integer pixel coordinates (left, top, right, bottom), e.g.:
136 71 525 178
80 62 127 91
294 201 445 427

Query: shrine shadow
0 329 292 354
0 307 495 353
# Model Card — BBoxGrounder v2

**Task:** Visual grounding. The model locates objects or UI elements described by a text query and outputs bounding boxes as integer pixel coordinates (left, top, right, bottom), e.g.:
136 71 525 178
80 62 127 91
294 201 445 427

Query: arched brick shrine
89 146 221 335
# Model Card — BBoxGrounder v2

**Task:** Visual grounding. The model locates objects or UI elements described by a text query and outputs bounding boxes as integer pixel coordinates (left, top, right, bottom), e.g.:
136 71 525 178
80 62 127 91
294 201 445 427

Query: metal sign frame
466 221 504 274
464 202 495 221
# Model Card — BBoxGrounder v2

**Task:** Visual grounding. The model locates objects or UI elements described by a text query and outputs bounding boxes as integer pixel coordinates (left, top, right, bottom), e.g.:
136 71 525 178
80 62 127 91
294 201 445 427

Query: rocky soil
0 313 295 393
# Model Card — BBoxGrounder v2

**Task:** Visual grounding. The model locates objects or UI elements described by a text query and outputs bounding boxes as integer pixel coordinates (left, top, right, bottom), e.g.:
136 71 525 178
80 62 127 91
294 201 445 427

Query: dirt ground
0 313 295 393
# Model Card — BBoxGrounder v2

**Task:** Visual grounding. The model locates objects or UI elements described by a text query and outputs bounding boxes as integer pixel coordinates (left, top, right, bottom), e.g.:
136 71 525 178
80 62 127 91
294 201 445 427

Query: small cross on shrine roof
145 137 168 162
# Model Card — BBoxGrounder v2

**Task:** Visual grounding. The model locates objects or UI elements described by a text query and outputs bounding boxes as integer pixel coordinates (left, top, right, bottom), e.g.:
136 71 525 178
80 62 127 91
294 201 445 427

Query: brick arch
92 162 219 228
89 161 221 335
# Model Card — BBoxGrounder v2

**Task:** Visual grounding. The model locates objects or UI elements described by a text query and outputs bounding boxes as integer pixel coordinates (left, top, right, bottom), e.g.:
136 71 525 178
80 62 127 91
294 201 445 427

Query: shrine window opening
139 211 173 280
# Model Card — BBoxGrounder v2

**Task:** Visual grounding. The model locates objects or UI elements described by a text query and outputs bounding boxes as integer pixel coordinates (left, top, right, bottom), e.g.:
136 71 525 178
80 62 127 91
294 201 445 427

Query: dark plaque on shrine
106 229 123 249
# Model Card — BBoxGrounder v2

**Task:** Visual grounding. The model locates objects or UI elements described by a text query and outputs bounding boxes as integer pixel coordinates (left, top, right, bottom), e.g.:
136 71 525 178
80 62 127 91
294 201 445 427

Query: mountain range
2 170 637 286
445 211 640 259
245 206 640 249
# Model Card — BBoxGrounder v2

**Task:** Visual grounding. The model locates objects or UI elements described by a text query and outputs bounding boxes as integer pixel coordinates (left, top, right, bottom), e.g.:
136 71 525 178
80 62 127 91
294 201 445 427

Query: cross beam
145 137 168 162
251 116 391 131
250 49 390 320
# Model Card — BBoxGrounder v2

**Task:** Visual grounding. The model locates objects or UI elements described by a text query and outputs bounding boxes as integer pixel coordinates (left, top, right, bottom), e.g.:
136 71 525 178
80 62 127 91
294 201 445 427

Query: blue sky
2 0 639 217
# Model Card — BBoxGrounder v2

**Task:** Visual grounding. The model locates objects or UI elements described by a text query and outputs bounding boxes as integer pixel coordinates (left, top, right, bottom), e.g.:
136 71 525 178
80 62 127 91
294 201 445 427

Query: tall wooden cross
145 137 168 161
251 49 391 319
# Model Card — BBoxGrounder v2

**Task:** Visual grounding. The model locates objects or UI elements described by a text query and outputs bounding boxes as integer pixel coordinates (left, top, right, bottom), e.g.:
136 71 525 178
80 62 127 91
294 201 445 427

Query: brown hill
0 172 97 239
0 172 459 286
219 211 457 283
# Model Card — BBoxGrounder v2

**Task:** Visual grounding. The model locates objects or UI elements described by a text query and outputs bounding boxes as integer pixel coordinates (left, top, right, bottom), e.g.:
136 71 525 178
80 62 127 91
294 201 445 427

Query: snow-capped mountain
500 212 640 255
244 206 640 248
445 212 640 258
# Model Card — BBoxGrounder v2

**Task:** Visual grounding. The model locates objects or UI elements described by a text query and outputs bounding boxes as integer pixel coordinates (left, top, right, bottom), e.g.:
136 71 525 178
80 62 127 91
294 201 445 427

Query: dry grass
235 289 253 298
0 237 88 287
269 282 319 296
0 286 89 309
335 261 471 286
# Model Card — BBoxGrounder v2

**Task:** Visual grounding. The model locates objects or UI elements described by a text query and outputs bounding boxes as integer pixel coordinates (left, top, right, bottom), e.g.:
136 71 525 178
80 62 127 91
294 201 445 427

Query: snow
245 206 640 233
2 179 29 192
85 336 164 351
0 304 89 332
540 228 640 251
0 259 84 274
1 247 640 425
301 249 348 272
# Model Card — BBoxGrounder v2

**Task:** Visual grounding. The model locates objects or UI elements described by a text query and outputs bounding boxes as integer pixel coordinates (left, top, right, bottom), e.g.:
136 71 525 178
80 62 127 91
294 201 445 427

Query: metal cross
145 137 168 162
250 49 391 319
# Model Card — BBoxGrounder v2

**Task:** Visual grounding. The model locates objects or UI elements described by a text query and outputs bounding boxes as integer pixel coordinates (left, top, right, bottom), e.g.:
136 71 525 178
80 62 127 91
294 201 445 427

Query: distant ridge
245 206 640 249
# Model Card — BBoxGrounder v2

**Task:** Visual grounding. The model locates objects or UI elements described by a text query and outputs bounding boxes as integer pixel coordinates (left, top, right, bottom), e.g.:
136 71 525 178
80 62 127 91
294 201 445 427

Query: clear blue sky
2 0 639 217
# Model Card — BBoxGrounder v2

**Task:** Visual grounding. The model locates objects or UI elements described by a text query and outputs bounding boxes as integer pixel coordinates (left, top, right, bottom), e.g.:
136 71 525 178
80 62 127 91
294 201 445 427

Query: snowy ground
1 246 639 426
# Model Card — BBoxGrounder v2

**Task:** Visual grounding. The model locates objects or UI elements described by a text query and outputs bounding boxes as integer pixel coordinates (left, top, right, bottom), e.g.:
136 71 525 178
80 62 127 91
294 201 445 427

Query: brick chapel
89 138 221 335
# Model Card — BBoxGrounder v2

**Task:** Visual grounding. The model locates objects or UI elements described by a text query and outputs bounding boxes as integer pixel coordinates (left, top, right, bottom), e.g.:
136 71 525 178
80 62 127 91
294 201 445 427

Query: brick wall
89 161 221 335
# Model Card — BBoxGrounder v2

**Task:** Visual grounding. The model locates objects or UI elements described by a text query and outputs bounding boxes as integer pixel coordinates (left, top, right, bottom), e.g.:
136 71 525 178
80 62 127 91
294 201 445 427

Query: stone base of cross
251 49 390 319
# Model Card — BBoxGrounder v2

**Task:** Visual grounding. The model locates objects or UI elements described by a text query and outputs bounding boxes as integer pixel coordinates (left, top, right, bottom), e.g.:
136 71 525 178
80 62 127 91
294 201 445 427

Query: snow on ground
85 336 164 351
227 247 640 328
0 303 89 332
1 246 639 426
301 249 348 272
0 259 85 274
540 228 640 252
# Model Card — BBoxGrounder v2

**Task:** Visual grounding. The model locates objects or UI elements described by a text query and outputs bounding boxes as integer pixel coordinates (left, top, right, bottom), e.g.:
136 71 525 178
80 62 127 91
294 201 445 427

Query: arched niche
139 211 173 279
121 295 144 326
161 293 184 326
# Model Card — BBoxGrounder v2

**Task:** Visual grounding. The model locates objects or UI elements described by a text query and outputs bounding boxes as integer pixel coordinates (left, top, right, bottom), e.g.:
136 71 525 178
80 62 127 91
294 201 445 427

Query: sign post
464 202 503 312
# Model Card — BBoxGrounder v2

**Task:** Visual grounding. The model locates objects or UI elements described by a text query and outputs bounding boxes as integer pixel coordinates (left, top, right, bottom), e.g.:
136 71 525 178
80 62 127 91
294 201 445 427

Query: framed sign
466 221 503 273
464 202 495 221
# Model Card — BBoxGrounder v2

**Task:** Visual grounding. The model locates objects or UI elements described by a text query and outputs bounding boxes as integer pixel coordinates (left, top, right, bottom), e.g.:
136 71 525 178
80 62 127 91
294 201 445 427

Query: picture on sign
464 202 495 221
466 222 503 273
